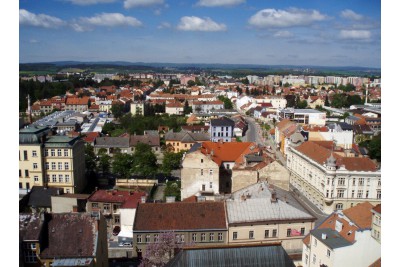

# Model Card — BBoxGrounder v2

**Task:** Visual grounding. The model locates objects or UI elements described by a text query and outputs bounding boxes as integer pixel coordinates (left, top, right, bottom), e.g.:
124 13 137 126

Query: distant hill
19 61 381 77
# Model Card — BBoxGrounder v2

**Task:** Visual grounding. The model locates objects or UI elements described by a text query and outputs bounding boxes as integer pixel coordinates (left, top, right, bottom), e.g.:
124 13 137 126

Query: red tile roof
66 97 89 105
133 202 227 231
342 202 374 229
201 141 260 166
372 204 381 214
88 190 146 209
294 141 378 171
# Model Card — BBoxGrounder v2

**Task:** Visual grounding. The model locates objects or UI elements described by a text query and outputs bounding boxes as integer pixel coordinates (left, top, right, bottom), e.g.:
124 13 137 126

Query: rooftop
311 228 352 250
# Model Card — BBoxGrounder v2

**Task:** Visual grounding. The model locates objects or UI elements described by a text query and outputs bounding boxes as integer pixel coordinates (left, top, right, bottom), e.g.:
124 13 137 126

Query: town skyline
19 0 381 68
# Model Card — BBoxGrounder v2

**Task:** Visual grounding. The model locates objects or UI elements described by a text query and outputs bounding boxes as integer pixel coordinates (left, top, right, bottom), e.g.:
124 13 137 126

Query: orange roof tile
201 141 259 166
343 202 374 229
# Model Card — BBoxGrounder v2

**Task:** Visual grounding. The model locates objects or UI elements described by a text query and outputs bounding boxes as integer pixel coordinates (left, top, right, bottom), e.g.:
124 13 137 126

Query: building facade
210 117 235 142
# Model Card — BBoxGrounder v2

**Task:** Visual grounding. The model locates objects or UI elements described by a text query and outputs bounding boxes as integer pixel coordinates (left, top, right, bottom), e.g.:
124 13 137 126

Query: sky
18 0 381 68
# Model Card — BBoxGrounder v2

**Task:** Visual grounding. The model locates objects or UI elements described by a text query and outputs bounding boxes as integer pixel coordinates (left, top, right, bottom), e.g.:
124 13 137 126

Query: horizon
19 0 381 68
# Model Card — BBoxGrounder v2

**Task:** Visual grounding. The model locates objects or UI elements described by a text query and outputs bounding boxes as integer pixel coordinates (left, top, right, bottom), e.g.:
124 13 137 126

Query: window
314 238 317 247
201 169 203 176
367 178 371 186
337 189 344 198
32 150 37 157
23 246 37 263
154 234 159 242
249 231 254 239
26 182 30 189
336 203 343 210
19 182 23 189
202 184 206 191
287 229 291 237
46 175 49 182
357 190 363 198
65 175 70 183
137 235 142 243
378 179 381 186
45 149 49 157
114 215 120 224
301 227 305 235
145 235 150 243
57 149 62 156
351 190 355 198
64 162 69 170
305 254 309 265
201 233 206 242
327 178 330 185
377 190 381 199
34 176 39 183
210 233 214 242
23 150 28 160
45 163 49 170
201 159 203 163
103 204 110 212
51 162 56 170
58 162 63 170
66 189 70 193
331 178 334 186
218 233 223 241
327 249 331 258
326 190 329 198
25 170 29 177
366 190 369 198
272 229 277 237
52 175 57 183
338 178 345 186
265 230 269 238
64 149 68 157
233 232 237 240
192 233 197 242
51 149 55 157
209 169 213 175
19 169 22 177
312 254 316 264
359 178 364 186
353 178 356 186
209 182 213 189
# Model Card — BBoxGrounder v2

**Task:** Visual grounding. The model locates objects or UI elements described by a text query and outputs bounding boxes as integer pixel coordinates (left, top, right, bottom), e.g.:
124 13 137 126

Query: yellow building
165 130 209 153
19 126 86 194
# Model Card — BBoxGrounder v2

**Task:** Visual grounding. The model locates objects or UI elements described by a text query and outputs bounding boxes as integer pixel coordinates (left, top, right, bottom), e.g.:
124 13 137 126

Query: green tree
98 154 111 174
112 153 134 179
163 181 181 201
360 134 381 162
161 151 184 176
324 95 330 106
241 78 249 85
111 104 124 119
217 96 233 109
183 100 192 115
346 95 363 107
85 144 97 173
296 100 308 109
132 143 158 177
331 94 348 108
187 80 196 87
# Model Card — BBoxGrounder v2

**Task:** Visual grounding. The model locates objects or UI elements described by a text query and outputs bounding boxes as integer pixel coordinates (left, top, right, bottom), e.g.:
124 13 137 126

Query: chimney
271 189 277 202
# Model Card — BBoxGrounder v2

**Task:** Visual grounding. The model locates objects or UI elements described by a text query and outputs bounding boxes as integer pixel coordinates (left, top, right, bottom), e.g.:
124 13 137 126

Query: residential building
210 116 235 142
65 97 89 112
274 119 298 156
87 189 147 237
93 136 131 155
278 108 326 126
165 102 184 115
287 141 381 214
130 101 144 116
130 131 162 159
51 193 90 213
192 100 224 113
227 182 316 254
166 243 295 267
132 202 228 258
19 212 108 267
302 202 381 267
371 204 381 243
181 141 265 199
19 126 86 194
165 130 210 153
25 186 64 213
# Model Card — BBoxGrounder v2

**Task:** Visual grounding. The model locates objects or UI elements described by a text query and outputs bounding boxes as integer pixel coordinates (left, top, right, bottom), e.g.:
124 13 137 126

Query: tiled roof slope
343 201 374 229
40 213 97 258
294 141 377 171
88 190 146 209
133 202 227 231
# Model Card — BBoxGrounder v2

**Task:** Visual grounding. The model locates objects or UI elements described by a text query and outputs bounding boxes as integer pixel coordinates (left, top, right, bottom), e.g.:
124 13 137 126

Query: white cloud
124 0 164 9
72 13 142 31
19 9 65 29
196 0 245 7
177 16 227 31
339 30 371 40
157 22 172 29
340 9 363 20
66 0 116 5
273 30 293 38
248 8 328 28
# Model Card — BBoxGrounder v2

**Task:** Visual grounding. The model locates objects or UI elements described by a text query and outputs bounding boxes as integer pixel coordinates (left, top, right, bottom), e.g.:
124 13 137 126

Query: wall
51 196 77 213
231 169 258 193
181 151 220 199
258 161 290 190
19 144 44 190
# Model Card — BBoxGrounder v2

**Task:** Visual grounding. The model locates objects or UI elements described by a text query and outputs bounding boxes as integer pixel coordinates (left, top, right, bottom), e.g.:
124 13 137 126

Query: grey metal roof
311 228 352 249
28 186 64 208
51 258 94 266
166 245 296 267
94 136 130 148
19 125 51 144
227 182 314 224
165 131 209 143
44 136 82 148
210 116 235 127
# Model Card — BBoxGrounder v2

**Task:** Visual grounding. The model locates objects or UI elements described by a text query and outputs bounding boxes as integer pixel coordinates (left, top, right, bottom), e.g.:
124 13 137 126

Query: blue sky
19 0 381 68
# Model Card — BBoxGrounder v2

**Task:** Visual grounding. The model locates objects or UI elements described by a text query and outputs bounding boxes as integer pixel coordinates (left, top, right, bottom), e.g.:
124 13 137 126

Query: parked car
118 242 132 247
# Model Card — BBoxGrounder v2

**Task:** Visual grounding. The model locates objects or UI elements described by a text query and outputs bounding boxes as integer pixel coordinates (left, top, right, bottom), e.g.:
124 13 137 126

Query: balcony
324 198 334 205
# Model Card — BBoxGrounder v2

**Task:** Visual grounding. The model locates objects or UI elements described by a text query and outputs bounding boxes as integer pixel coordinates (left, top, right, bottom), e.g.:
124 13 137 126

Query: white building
210 117 235 142
278 108 326 126
287 141 381 214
